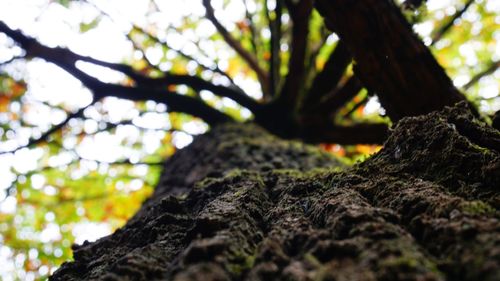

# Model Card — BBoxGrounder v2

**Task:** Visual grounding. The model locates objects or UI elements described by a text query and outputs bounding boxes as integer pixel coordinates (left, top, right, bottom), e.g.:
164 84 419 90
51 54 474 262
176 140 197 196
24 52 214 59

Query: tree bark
51 103 499 281
315 0 468 120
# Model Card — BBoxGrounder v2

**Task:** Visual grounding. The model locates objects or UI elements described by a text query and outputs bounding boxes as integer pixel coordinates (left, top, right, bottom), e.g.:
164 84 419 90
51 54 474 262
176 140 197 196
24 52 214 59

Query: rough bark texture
51 103 499 281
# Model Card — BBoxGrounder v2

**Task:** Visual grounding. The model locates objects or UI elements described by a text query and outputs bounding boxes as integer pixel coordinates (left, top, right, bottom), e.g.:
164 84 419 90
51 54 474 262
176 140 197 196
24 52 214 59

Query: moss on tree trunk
51 103 499 281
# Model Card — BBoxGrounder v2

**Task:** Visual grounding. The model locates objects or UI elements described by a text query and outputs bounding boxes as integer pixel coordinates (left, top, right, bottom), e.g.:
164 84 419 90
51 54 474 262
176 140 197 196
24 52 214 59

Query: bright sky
0 0 499 279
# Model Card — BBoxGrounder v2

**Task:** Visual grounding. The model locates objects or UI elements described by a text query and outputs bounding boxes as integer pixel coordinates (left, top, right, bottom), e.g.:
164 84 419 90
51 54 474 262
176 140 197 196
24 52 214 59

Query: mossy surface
51 103 499 281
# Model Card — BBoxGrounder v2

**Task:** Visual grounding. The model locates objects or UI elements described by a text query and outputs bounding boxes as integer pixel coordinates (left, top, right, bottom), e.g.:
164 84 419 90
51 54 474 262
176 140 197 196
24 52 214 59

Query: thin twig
0 55 26 67
462 60 500 90
431 0 475 45
132 25 237 85
0 104 91 155
202 0 270 95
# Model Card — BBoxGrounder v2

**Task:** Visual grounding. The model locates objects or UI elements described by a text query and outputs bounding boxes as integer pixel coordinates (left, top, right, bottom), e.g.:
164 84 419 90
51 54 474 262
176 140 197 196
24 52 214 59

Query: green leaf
80 17 101 33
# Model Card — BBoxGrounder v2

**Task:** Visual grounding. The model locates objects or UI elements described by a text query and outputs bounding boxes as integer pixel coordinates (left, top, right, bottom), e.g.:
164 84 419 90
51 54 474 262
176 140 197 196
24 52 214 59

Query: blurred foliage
0 0 498 279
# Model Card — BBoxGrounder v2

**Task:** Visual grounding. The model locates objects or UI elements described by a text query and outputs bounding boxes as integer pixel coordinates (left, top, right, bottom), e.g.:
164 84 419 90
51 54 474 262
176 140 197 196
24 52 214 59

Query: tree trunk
50 103 499 281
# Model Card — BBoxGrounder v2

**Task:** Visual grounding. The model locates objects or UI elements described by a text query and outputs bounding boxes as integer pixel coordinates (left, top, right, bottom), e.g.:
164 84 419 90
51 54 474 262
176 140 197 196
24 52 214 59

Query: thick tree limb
315 0 468 120
202 0 270 95
131 75 262 113
431 0 475 45
87 80 232 126
304 41 351 108
277 0 313 111
0 21 232 126
60 49 261 113
267 0 282 98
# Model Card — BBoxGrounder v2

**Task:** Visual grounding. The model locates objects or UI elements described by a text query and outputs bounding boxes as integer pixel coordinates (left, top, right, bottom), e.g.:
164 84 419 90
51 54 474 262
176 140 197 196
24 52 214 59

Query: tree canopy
0 0 499 279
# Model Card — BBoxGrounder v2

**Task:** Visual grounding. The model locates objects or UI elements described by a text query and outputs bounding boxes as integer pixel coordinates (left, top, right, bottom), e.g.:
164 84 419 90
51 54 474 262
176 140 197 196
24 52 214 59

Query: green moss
304 253 322 267
194 177 220 190
225 251 257 275
223 169 244 179
380 253 442 277
270 167 339 181
194 169 244 190
304 167 340 177
466 140 491 155
460 201 496 216
270 169 306 178
381 255 419 269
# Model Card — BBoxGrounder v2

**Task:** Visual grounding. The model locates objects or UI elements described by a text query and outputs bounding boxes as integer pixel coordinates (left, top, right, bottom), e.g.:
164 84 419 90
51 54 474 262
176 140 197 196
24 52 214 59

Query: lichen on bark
51 103 499 281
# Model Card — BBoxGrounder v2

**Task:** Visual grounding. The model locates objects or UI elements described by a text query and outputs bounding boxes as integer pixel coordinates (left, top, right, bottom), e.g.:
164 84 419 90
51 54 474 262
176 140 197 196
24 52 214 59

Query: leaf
55 0 71 8
79 17 101 33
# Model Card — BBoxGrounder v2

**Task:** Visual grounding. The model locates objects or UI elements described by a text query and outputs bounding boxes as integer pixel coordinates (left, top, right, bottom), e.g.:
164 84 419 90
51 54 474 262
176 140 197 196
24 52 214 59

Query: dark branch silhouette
308 76 363 116
277 0 313 111
267 0 282 98
304 41 351 108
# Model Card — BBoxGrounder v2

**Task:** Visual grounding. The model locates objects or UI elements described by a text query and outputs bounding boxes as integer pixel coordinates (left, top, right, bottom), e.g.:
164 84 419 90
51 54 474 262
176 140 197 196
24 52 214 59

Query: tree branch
0 103 90 155
77 55 261 112
0 21 232 126
54 45 261 113
315 0 468 120
277 0 314 111
202 0 270 95
431 0 475 45
307 76 363 116
267 0 282 98
462 59 500 90
0 55 25 67
130 25 236 85
303 41 352 108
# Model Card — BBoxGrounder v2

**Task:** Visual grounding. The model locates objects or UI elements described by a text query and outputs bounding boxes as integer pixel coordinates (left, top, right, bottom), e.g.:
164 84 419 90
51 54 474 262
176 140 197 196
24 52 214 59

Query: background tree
0 0 499 279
